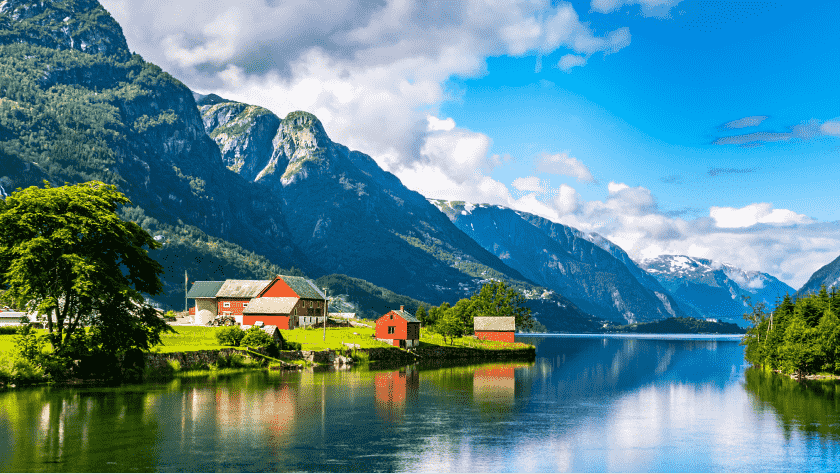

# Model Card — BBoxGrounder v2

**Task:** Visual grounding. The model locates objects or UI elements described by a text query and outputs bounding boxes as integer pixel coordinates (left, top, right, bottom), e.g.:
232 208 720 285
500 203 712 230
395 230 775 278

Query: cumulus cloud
536 152 596 183
721 115 768 129
512 176 546 193
591 0 684 18
710 203 813 228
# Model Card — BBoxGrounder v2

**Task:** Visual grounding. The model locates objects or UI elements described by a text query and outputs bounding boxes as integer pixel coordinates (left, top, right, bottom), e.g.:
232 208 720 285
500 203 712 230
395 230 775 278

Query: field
0 325 533 356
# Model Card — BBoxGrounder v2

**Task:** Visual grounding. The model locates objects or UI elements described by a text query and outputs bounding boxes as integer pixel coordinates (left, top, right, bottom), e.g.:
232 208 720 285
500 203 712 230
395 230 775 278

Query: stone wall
144 347 292 371
358 345 535 363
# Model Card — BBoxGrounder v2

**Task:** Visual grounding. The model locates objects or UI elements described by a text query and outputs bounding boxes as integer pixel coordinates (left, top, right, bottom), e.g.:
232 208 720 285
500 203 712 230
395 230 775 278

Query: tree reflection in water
744 368 840 441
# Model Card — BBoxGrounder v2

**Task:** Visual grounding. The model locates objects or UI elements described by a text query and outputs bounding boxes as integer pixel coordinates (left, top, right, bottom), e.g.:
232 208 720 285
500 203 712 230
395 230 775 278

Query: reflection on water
744 368 840 442
0 335 839 472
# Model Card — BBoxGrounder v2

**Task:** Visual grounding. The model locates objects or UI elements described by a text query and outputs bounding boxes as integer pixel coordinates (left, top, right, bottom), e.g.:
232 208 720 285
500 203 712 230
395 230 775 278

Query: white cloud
512 176 546 193
537 152 596 183
820 119 840 137
591 0 684 18
558 54 587 71
426 116 456 132
710 203 813 228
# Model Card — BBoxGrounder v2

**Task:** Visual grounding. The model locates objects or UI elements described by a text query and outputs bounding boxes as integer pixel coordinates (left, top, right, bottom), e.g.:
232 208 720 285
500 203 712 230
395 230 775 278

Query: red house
474 316 516 343
214 279 272 324
242 275 327 330
375 306 420 349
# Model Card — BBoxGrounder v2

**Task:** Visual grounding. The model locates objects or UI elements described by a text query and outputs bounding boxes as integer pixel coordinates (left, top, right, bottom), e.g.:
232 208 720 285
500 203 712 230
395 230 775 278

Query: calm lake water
1 334 839 472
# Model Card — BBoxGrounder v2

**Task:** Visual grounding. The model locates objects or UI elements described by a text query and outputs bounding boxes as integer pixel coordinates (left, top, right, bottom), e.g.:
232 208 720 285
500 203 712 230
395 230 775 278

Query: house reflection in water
473 363 530 418
374 366 420 423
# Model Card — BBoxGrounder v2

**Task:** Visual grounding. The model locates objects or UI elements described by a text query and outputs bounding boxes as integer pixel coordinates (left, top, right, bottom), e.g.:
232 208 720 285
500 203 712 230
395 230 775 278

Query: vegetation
422 282 535 343
0 181 171 382
315 274 427 320
742 286 840 379
215 325 245 347
609 317 745 334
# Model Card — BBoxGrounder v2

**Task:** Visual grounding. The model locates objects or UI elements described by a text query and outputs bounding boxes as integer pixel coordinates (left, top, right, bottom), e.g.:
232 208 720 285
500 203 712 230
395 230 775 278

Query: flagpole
184 270 188 312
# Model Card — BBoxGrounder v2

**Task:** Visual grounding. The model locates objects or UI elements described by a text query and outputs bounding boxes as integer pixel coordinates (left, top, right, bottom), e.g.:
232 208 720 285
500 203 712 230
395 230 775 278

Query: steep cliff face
196 93 280 181
639 255 795 326
0 0 129 60
431 201 686 324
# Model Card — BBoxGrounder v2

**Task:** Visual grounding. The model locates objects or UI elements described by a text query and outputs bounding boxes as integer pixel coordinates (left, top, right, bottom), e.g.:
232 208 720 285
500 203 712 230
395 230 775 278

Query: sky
99 0 840 289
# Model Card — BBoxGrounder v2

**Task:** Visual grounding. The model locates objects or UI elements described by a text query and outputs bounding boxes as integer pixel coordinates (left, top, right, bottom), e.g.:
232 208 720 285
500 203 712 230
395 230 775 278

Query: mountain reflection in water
1 335 839 472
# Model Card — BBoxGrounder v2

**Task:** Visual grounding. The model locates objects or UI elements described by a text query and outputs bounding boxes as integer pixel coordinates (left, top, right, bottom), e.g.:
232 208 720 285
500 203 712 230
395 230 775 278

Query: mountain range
0 0 835 331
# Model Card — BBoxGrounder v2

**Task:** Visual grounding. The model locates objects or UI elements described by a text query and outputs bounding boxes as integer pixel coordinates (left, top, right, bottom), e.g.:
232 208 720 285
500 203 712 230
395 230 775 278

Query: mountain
0 1 601 331
797 254 840 297
638 255 795 326
430 201 687 324
196 96 603 332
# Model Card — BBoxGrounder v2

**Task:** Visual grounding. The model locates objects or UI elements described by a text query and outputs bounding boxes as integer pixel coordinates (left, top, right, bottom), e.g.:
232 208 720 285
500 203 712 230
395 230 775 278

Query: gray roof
474 316 515 331
243 297 298 315
390 309 419 323
216 280 271 298
278 275 326 300
186 281 225 298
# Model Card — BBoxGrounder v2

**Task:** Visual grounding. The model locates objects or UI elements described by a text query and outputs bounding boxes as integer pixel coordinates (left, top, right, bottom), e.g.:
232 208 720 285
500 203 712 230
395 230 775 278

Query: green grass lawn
1 325 532 356
419 331 534 350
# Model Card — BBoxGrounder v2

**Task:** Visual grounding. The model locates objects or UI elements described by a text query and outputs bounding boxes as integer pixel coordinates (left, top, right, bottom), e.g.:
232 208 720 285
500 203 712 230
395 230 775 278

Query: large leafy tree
469 281 534 331
0 181 170 356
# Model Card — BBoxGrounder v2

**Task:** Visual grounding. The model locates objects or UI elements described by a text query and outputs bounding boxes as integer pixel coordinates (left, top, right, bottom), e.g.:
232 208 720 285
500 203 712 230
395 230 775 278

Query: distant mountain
430 201 687 324
639 255 795 326
797 254 840 297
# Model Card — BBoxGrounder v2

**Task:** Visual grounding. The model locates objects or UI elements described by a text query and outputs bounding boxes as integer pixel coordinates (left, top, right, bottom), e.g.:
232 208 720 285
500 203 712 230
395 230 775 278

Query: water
1 334 839 472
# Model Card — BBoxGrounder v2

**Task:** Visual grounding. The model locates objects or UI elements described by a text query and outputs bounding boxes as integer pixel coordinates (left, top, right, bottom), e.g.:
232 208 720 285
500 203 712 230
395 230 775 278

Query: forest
742 286 840 379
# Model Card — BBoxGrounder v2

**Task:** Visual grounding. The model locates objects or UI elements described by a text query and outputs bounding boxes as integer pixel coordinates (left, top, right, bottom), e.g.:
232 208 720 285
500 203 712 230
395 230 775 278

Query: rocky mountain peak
0 0 130 60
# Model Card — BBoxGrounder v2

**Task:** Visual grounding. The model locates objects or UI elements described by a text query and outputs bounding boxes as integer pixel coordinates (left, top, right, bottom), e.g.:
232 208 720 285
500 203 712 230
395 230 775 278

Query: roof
243 297 298 315
474 316 516 331
186 281 225 298
388 309 419 323
216 280 271 298
278 275 326 300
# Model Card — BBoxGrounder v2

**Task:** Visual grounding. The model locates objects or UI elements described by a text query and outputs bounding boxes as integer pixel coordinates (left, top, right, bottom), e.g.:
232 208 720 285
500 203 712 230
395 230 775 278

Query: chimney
400 305 404 311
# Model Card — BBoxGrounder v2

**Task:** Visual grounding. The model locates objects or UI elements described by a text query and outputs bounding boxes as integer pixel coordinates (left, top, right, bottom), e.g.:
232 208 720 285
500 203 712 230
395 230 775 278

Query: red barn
242 275 327 329
215 279 272 324
474 316 516 343
375 306 420 349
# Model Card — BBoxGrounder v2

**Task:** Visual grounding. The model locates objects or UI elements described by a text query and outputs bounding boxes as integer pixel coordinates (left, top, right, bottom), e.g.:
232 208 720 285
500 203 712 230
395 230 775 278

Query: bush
213 352 249 369
216 325 245 346
0 326 23 335
285 341 302 351
240 326 273 349
0 351 46 385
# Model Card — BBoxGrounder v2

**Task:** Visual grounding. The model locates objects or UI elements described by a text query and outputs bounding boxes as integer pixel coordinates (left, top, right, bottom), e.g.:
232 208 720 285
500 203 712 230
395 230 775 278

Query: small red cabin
375 306 420 349
474 316 516 343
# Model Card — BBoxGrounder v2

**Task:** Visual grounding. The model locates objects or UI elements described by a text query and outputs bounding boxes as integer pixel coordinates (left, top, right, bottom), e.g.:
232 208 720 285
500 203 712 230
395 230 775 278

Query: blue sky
103 0 839 288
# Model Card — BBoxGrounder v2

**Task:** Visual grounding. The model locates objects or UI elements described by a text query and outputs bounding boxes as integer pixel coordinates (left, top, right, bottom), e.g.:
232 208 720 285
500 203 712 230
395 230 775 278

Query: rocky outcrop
0 0 130 60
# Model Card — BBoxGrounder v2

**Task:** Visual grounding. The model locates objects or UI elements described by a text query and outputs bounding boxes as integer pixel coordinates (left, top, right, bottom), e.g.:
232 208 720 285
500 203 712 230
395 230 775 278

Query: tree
436 307 465 345
0 181 170 358
415 305 428 326
470 281 534 331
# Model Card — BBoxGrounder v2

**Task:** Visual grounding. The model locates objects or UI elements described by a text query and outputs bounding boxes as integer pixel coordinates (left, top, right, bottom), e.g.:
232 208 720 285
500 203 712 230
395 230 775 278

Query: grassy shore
1 325 533 357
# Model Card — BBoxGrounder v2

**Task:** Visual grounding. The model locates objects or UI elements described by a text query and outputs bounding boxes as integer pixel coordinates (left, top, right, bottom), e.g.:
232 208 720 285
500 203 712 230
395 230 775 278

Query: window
223 302 230 308
243 303 248 308
294 308 298 316
389 314 393 320
388 326 395 334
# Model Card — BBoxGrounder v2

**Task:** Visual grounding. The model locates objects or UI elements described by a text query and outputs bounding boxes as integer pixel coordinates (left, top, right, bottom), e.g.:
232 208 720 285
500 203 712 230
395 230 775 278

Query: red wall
243 314 291 330
260 278 298 298
476 331 515 343
217 298 251 315
376 312 408 340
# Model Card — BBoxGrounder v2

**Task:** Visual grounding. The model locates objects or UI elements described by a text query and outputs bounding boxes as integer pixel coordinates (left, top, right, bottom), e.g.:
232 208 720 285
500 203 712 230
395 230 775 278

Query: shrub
216 325 245 346
285 341 302 351
240 326 273 349
213 352 248 369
